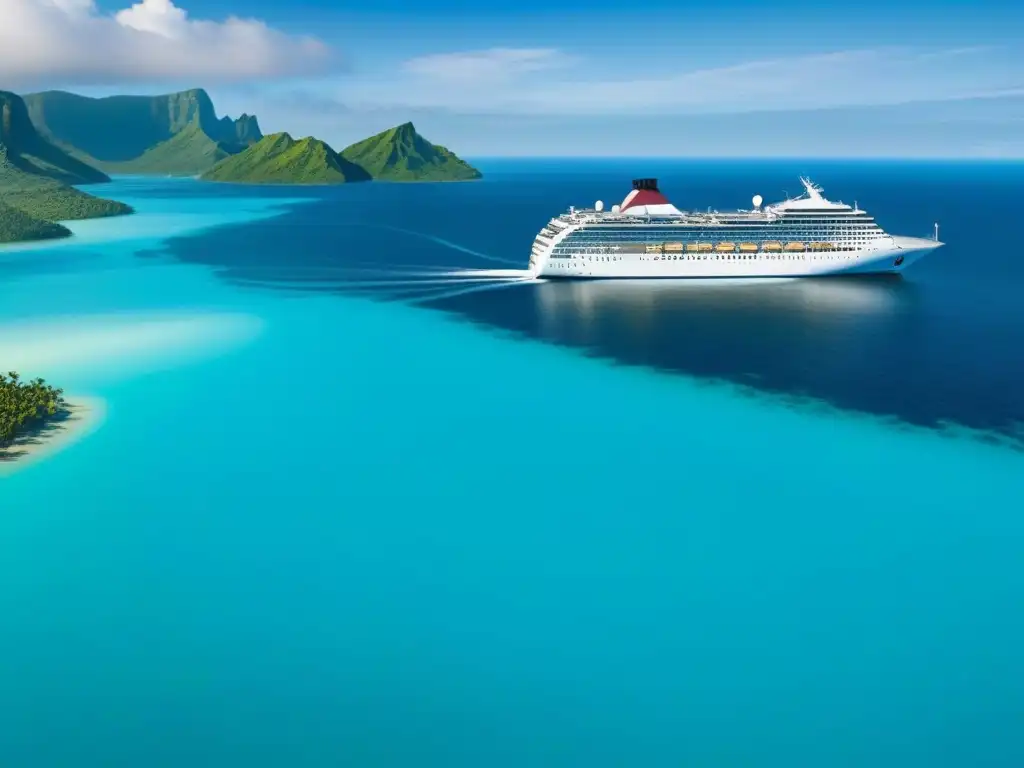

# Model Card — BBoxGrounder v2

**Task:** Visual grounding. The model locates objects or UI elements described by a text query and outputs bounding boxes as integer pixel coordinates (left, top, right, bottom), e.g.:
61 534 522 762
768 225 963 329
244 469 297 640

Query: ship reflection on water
532 275 916 366
456 274 959 433
536 275 913 329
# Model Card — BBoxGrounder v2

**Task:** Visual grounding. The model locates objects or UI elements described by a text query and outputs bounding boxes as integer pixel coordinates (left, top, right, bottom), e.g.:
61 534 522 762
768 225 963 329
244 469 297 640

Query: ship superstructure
528 177 942 279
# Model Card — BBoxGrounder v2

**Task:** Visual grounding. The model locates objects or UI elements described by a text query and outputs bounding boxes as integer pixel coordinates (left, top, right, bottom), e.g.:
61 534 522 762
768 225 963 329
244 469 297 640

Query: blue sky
4 0 1024 156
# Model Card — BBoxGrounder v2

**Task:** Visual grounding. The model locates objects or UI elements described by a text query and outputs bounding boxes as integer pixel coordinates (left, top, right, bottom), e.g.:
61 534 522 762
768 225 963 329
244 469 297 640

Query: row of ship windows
556 239 880 251
567 229 882 237
577 225 880 231
546 253 862 268
553 245 872 256
550 252 863 261
563 222 876 231
563 235 882 244
582 221 879 227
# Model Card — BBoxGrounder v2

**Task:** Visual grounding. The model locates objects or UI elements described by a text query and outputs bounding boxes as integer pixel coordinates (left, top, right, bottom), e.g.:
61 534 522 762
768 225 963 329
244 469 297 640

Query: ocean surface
2 160 1023 767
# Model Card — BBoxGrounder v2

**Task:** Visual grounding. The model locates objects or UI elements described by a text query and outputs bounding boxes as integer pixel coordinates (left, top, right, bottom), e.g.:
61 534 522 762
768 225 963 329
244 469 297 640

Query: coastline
0 205 135 250
0 395 106 476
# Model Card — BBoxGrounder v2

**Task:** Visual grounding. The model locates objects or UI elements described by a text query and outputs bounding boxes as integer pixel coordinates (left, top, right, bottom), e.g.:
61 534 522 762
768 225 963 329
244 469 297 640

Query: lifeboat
697 243 713 252
716 242 736 252
763 241 783 252
739 242 758 253
645 243 663 253
785 242 806 252
663 242 684 252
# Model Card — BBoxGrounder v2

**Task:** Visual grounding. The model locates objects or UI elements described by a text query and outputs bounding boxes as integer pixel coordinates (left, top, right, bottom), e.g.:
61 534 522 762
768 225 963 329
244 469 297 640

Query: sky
2 0 1023 157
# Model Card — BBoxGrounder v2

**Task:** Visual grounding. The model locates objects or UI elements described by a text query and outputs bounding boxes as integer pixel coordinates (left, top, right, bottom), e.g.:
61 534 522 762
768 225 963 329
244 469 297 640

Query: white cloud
0 0 333 87
344 46 1022 117
403 48 574 83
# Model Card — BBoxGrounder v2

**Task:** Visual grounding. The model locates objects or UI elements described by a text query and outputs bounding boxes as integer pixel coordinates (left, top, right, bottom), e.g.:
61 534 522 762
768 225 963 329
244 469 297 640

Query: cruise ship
528 177 942 279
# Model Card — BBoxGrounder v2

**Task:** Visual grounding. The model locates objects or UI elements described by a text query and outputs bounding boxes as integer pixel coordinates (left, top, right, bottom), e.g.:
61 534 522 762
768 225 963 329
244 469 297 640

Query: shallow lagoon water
2 171 1024 767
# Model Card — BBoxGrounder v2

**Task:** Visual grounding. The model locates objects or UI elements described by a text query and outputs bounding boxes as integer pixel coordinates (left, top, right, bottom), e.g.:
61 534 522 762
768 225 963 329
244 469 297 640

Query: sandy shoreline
0 395 106 476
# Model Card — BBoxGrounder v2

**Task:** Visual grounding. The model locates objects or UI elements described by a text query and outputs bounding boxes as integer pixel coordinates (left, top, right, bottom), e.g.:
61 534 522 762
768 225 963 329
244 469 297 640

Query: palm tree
0 370 67 449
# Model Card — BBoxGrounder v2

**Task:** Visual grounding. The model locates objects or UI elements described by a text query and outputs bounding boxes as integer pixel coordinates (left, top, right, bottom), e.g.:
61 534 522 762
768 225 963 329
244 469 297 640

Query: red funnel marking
620 188 671 211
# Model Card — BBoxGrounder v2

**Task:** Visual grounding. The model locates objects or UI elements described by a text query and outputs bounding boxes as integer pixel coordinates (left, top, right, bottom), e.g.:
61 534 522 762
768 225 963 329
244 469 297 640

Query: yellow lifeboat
697 243 713 253
784 242 806 252
645 243 663 253
663 242 684 252
685 243 700 253
763 241 783 252
716 242 736 252
739 242 758 253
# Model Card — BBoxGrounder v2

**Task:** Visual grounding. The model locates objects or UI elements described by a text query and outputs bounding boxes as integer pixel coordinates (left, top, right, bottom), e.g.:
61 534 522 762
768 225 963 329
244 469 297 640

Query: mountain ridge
201 132 373 184
23 88 263 176
340 122 481 182
14 88 480 186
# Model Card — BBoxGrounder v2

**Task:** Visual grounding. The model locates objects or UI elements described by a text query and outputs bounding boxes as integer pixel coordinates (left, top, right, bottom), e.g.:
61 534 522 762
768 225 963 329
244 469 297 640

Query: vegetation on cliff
0 371 67 451
23 88 263 176
0 202 71 243
0 91 132 244
201 133 372 184
19 88 477 184
114 117 240 176
0 147 132 244
1 90 109 185
340 122 481 182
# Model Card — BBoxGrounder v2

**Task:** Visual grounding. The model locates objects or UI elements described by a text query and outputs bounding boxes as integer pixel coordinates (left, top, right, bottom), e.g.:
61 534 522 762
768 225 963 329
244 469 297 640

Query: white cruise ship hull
533 237 940 280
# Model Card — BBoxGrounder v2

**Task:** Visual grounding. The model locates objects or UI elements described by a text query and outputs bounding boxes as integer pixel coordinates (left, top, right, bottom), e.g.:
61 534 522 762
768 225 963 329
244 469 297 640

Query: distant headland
202 122 481 185
1 90 133 245
0 87 482 244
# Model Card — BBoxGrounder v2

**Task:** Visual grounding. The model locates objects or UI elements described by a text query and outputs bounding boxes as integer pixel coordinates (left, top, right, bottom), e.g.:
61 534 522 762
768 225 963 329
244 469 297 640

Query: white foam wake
360 224 525 268
410 274 538 304
439 268 535 279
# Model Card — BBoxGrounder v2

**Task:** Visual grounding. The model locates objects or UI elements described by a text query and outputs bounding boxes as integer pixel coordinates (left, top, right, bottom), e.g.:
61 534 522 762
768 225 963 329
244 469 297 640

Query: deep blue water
150 159 1024 444
1 161 1024 768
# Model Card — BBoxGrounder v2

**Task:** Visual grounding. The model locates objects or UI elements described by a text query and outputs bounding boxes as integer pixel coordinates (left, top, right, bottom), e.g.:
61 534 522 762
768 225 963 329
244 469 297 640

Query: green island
201 132 372 184
340 122 482 182
1 90 133 244
0 371 67 457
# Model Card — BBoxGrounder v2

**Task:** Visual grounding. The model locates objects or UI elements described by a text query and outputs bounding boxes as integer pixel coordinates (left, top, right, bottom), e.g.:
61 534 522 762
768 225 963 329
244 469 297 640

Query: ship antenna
934 222 940 241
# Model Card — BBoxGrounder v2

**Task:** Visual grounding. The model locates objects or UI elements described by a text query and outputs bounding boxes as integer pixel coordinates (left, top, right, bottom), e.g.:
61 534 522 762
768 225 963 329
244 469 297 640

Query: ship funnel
632 178 659 192
620 177 680 216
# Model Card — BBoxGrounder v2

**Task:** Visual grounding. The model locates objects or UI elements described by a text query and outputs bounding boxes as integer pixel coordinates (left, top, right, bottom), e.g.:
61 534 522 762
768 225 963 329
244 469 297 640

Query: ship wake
348 223 524 268
230 265 539 302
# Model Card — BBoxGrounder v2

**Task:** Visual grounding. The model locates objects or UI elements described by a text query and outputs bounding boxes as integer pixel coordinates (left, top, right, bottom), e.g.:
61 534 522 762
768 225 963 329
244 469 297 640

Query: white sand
0 312 263 376
0 396 106 476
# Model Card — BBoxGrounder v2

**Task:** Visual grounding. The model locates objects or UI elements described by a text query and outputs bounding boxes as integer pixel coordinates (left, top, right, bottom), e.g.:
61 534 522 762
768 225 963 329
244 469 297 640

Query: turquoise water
2 178 1024 767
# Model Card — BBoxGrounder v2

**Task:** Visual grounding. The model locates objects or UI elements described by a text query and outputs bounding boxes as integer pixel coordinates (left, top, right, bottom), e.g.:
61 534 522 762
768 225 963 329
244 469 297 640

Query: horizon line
464 155 1024 163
